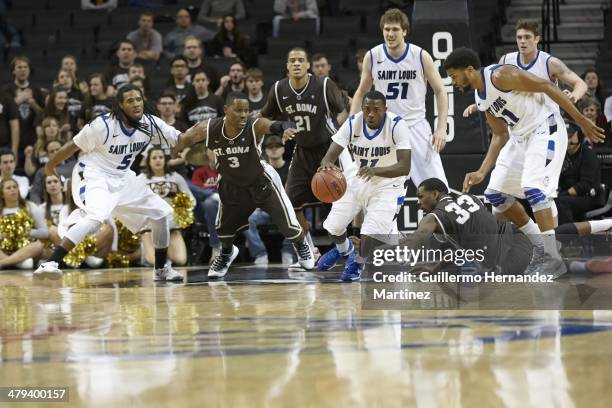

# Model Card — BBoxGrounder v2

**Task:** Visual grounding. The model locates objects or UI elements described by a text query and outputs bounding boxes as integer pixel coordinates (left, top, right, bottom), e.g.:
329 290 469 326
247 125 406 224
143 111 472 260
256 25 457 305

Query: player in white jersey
444 47 604 276
34 85 184 281
317 91 412 281
351 8 448 188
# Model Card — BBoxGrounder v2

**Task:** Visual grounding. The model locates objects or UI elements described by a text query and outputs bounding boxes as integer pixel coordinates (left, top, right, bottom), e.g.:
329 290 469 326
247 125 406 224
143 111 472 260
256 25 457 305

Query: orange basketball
311 168 347 203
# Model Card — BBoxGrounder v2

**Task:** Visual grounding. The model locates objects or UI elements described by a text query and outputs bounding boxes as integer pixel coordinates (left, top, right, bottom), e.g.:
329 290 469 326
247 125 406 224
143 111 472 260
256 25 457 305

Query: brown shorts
285 143 330 209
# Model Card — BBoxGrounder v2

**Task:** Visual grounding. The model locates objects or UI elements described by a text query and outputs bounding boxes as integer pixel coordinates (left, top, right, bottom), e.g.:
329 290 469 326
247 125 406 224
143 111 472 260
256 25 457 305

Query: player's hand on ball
282 128 298 144
577 116 606 144
431 129 447 153
318 161 339 172
463 171 484 192
462 104 478 117
357 166 378 181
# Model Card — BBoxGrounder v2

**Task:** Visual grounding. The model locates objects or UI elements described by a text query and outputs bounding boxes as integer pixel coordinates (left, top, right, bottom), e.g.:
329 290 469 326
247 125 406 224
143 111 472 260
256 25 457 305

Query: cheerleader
138 146 195 266
0 178 47 269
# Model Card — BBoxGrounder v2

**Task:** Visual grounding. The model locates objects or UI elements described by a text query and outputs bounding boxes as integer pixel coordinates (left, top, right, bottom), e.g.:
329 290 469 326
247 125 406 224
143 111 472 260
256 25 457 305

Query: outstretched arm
350 51 374 115
492 66 605 143
172 120 210 154
548 57 587 103
422 50 449 152
253 117 298 145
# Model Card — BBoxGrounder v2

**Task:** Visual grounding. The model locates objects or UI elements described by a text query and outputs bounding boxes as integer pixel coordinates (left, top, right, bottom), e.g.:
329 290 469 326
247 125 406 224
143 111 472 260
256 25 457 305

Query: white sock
542 229 561 259
336 238 350 254
519 219 544 248
588 219 612 234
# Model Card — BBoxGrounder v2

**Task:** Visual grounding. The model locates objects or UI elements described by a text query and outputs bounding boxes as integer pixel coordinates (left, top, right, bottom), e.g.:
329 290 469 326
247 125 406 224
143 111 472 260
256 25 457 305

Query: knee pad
484 189 515 212
524 188 551 212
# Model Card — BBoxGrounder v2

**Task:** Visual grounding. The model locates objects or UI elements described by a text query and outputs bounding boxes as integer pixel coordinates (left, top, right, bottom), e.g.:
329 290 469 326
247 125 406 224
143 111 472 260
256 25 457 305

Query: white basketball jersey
332 111 411 185
369 43 427 125
475 65 552 140
502 50 559 113
73 114 180 177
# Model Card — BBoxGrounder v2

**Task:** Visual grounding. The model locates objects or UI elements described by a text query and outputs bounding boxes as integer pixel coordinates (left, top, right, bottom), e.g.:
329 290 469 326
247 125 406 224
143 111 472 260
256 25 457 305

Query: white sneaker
154 261 184 282
16 258 34 270
209 246 239 278
209 246 221 265
294 241 315 270
254 254 269 266
34 261 63 280
85 256 104 268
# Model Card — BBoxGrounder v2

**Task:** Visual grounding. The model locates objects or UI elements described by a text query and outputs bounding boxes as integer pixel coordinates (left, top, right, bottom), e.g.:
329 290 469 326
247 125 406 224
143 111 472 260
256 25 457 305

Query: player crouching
317 91 411 281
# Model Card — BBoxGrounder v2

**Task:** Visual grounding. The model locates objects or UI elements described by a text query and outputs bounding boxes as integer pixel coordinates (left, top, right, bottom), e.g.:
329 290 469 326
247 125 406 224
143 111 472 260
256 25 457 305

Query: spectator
581 68 606 108
0 91 19 158
164 8 215 60
29 140 75 204
272 0 319 38
245 68 265 115
190 153 220 262
243 135 294 265
105 40 137 93
128 62 151 97
311 53 332 79
183 36 220 92
556 123 601 224
84 73 114 122
180 70 224 126
55 69 85 133
215 61 246 99
157 93 189 132
165 56 191 103
578 95 608 142
138 147 195 266
24 117 62 178
197 0 246 28
130 76 147 100
209 15 252 65
0 150 29 199
126 11 163 62
81 0 117 11
60 55 89 97
41 174 66 246
39 89 72 141
3 56 45 163
0 178 47 269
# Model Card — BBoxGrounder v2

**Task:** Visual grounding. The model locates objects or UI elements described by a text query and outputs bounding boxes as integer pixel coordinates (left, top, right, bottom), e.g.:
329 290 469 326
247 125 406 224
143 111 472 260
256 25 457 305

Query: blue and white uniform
323 111 411 237
71 114 181 232
369 42 447 187
476 64 567 200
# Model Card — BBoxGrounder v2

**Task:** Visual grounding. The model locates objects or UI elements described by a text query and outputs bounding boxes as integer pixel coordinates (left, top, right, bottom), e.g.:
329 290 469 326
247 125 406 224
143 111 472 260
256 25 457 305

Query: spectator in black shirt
55 69 85 133
0 93 19 156
245 68 265 116
39 89 72 141
157 93 189 132
104 40 137 94
180 70 224 126
60 55 89 97
555 124 602 224
209 15 253 66
3 56 45 163
84 74 114 122
165 56 191 103
183 36 219 93
215 61 246 100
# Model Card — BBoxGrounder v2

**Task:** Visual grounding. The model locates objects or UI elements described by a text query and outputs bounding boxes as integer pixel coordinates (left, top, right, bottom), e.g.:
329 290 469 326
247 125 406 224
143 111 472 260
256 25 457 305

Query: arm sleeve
73 116 107 152
28 202 49 240
173 173 196 206
331 115 353 148
325 79 346 115
391 118 412 150
260 85 282 119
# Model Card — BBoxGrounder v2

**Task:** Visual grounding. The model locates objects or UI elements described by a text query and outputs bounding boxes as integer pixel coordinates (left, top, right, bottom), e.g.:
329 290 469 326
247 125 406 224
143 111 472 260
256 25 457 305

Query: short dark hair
287 47 309 60
0 148 15 160
515 19 539 37
225 92 248 106
311 53 328 63
117 39 135 50
363 90 386 105
170 55 188 67
443 47 481 71
45 139 62 152
419 178 449 194
158 92 176 103
140 11 154 19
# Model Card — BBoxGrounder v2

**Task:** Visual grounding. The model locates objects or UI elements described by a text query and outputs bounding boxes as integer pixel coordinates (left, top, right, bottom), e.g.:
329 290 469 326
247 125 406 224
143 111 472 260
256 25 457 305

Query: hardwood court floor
2 264 612 408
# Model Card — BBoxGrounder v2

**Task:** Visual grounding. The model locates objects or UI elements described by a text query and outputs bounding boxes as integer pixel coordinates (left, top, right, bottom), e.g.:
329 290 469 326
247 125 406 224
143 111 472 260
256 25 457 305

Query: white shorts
72 164 172 233
488 113 567 199
323 173 405 237
406 119 448 188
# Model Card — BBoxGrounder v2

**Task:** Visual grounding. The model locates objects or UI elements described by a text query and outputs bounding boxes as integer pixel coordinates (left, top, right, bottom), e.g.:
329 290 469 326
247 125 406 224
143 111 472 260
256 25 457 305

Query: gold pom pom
64 236 97 268
0 209 35 253
116 218 141 253
106 252 130 268
171 192 195 229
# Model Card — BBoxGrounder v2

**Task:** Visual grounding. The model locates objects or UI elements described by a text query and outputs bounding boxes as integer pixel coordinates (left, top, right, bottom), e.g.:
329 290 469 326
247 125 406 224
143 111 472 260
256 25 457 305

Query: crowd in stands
0 1 610 270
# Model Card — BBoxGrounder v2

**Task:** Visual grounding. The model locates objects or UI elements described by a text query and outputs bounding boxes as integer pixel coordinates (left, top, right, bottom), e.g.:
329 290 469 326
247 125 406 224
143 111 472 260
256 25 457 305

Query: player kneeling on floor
318 90 411 281
173 92 315 278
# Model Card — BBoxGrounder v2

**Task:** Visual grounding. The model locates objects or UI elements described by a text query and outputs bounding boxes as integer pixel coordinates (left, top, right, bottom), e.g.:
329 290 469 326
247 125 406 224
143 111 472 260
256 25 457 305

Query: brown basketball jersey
206 117 264 186
262 74 345 148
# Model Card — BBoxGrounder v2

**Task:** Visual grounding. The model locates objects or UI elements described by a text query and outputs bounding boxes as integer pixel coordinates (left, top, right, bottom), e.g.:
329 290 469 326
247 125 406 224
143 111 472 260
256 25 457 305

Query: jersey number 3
228 156 240 168
444 195 479 224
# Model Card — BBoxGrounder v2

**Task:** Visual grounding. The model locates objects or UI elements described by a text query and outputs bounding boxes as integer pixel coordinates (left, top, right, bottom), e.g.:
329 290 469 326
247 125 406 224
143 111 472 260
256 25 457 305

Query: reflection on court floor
2 265 612 407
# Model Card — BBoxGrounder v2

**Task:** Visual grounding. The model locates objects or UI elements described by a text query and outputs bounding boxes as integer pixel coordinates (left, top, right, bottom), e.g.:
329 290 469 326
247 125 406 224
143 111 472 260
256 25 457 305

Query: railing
541 0 560 52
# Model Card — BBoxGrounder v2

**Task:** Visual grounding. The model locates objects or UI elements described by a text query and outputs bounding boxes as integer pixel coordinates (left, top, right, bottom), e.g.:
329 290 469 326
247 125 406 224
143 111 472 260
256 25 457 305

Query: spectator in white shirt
0 149 29 199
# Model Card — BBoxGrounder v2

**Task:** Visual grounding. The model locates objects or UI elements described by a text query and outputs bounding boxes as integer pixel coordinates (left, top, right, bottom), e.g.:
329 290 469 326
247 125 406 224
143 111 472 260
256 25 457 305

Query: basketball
311 168 347 203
